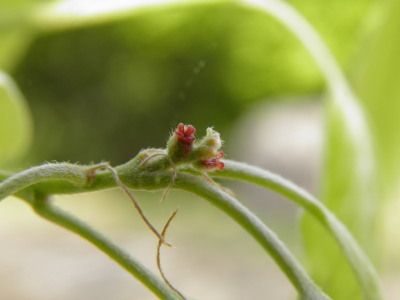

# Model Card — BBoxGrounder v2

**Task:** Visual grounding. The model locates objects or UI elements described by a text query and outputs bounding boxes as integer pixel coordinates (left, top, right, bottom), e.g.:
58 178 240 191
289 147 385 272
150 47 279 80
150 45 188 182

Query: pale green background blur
1 0 400 299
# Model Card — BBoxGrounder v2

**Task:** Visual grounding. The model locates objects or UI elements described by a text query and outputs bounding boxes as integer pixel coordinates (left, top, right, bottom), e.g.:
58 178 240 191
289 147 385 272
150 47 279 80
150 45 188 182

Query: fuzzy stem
0 159 382 299
0 163 119 201
91 162 330 299
0 163 95 201
117 171 329 300
214 160 383 300
31 196 180 300
0 159 352 299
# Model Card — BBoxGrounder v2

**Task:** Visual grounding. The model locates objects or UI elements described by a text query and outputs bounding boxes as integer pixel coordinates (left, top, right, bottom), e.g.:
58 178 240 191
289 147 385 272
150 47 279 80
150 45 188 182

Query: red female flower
167 123 197 163
201 151 225 171
167 123 225 171
175 123 196 144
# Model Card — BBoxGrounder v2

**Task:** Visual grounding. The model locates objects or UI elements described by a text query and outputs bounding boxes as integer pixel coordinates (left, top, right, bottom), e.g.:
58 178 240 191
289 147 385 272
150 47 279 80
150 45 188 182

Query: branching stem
0 159 331 300
1 157 381 299
170 172 330 300
214 160 383 300
87 163 171 247
31 196 180 300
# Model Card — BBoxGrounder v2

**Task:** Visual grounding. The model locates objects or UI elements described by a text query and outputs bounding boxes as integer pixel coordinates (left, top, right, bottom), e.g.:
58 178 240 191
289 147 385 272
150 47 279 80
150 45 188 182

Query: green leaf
351 0 400 273
0 72 32 165
353 0 400 199
301 99 378 300
215 160 382 300
240 1 379 299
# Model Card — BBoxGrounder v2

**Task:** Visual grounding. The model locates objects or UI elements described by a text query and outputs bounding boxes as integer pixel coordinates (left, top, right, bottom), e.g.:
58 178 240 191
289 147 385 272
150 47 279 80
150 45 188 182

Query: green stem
0 158 361 299
0 163 179 299
0 163 117 201
9 160 327 299
0 163 89 201
236 2 378 298
117 170 330 300
214 160 383 300
31 197 181 300
0 159 382 300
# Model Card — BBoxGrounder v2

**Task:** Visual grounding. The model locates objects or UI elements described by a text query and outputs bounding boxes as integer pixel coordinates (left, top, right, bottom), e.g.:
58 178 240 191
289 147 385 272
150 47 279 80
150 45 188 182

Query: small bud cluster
167 123 197 163
167 123 225 171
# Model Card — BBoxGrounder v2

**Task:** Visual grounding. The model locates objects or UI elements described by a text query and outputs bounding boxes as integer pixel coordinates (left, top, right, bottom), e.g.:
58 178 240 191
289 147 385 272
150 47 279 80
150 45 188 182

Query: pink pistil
175 123 196 144
201 151 225 171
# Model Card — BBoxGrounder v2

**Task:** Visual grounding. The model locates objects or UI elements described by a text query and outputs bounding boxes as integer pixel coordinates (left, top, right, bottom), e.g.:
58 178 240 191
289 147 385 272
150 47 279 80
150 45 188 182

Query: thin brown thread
139 152 167 168
88 163 185 297
159 156 177 203
203 172 235 197
139 152 177 204
157 209 186 300
87 164 171 247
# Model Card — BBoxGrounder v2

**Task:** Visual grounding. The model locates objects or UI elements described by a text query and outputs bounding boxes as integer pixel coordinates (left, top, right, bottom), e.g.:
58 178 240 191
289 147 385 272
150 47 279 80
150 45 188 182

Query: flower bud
167 123 196 163
191 127 225 171
198 151 225 171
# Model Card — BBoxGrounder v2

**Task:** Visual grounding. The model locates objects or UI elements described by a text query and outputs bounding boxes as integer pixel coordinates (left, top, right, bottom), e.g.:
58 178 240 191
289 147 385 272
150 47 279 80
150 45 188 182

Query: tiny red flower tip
175 123 196 144
185 125 196 136
201 155 225 171
177 123 185 133
217 161 225 170
216 151 224 159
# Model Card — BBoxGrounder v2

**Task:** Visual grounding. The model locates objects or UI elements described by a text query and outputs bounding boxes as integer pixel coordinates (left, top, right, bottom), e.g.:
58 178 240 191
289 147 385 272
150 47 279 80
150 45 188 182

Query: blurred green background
1 0 400 299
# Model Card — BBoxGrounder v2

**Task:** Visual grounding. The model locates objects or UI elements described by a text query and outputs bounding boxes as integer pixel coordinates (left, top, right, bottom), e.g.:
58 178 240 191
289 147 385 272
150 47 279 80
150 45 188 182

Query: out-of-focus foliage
9 0 372 166
353 0 400 274
0 72 32 166
0 28 30 71
301 1 400 299
2 0 399 299
13 2 323 164
302 99 374 299
353 0 400 199
288 0 374 66
0 0 55 70
2 0 375 167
